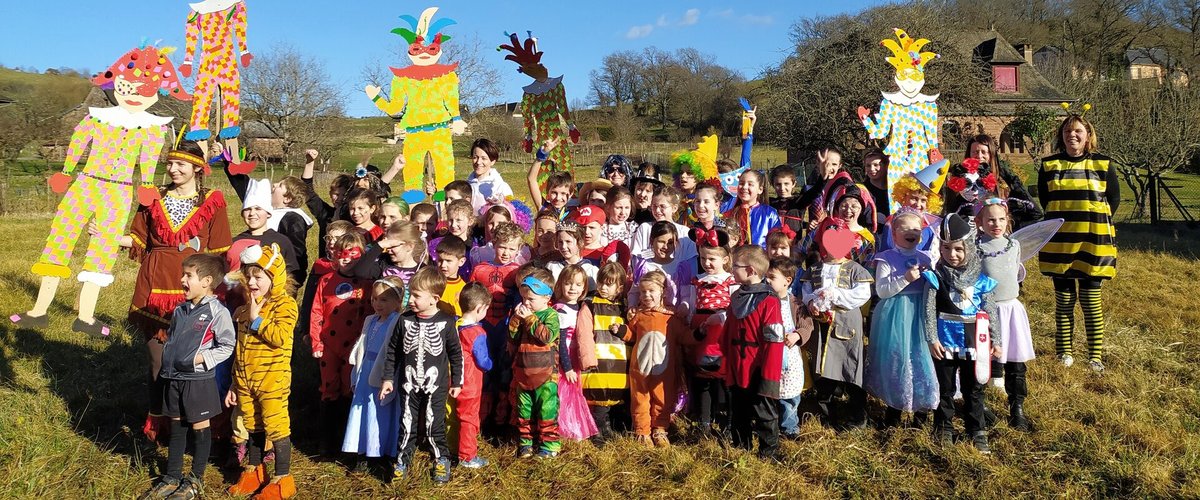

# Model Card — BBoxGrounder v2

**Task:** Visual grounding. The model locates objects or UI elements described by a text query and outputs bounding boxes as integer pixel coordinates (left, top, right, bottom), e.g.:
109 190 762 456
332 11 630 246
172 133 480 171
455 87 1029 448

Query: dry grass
1 171 1199 498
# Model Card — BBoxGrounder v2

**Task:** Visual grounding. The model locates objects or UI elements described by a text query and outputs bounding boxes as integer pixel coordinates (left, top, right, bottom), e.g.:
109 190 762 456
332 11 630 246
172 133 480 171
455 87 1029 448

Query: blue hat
522 275 552 296
914 158 949 193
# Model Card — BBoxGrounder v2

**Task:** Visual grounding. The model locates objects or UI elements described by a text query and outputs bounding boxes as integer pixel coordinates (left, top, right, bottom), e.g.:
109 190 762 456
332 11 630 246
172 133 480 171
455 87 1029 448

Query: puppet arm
553 83 579 143
180 12 199 76
862 100 892 140
372 77 408 116
134 128 167 205
62 116 97 174
520 95 534 152
234 1 251 65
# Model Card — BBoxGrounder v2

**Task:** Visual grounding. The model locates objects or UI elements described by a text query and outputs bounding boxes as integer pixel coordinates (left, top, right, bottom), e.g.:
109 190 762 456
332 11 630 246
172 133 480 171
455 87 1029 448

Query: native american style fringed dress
127 189 232 342
183 0 250 141
33 107 169 287
371 63 462 191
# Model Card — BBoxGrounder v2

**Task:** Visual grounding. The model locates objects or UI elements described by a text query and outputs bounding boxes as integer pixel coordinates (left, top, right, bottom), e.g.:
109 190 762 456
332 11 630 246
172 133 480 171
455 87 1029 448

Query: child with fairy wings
13 44 191 337
365 7 468 192
498 31 581 190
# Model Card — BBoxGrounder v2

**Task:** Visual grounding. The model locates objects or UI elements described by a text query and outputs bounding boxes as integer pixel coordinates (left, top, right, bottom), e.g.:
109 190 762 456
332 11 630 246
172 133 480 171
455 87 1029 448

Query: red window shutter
994 66 1018 93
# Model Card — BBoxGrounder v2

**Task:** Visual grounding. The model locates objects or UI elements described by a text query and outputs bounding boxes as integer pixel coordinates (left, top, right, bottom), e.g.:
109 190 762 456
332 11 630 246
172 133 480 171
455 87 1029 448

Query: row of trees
587 47 748 138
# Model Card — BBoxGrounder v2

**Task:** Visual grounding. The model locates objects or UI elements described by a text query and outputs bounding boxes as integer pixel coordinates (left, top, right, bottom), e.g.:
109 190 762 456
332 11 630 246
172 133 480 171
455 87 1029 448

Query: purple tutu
996 299 1035 363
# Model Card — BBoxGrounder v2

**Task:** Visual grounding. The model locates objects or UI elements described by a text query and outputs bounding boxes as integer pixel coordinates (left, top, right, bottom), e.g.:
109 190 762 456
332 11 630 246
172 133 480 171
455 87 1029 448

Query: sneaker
651 429 670 448
535 449 559 459
1089 360 1105 373
431 458 451 484
140 476 180 500
972 432 991 454
459 456 489 468
164 476 200 500
392 461 408 481
1059 354 1074 367
516 445 534 459
991 377 1005 389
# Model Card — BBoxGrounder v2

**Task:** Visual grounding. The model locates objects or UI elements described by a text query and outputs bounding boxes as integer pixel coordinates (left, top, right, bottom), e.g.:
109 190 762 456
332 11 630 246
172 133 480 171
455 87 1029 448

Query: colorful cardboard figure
181 0 256 174
858 28 941 212
365 7 467 192
13 43 191 336
498 31 580 189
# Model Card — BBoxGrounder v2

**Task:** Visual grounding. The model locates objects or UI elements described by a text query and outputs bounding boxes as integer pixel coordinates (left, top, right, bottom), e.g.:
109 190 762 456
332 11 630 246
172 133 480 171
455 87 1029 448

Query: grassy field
1 143 1199 497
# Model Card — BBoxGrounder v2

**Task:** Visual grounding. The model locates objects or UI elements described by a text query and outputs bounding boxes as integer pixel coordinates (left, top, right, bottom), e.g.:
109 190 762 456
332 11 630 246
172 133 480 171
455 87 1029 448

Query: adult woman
962 134 1043 229
125 140 232 437
1037 114 1118 372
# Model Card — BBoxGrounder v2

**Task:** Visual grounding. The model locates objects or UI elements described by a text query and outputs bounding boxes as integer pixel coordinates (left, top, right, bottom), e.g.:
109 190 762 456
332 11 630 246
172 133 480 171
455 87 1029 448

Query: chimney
1020 43 1034 66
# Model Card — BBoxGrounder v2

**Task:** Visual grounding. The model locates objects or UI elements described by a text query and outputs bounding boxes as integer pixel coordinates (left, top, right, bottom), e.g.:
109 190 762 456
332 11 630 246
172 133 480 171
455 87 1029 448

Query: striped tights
1053 278 1106 362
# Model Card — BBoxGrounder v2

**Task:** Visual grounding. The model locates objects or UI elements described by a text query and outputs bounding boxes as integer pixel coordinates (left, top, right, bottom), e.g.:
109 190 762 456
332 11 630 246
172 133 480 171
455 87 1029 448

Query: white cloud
680 8 701 26
741 14 773 25
714 8 734 18
657 15 669 27
625 24 654 39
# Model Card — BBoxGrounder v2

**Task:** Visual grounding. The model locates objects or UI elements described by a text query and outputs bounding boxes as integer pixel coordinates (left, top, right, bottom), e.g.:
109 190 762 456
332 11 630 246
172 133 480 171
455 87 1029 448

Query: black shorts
159 377 222 424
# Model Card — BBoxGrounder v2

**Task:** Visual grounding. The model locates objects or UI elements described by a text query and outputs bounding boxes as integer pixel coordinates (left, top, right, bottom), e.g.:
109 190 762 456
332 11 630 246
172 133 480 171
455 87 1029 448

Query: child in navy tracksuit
143 254 236 500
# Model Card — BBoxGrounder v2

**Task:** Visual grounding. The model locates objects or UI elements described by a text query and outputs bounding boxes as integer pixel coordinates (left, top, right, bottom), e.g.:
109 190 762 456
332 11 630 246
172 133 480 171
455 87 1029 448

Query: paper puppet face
407 34 444 66
112 76 161 112
883 28 937 98
816 216 859 261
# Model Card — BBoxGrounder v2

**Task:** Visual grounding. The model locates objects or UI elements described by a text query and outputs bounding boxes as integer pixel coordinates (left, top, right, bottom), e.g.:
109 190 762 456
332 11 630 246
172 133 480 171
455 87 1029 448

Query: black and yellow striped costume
581 297 630 406
1037 152 1119 363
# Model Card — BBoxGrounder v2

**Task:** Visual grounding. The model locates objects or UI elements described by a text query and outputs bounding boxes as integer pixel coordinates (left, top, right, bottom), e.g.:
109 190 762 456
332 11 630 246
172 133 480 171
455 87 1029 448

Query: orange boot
254 475 296 500
228 464 266 496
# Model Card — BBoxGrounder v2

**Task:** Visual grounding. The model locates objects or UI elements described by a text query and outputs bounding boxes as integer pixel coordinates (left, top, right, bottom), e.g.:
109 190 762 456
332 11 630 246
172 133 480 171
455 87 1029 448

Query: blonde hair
276 176 309 208
891 175 943 213
637 270 669 309
373 276 405 302
445 199 475 220
385 220 427 262
733 245 769 277
408 266 446 297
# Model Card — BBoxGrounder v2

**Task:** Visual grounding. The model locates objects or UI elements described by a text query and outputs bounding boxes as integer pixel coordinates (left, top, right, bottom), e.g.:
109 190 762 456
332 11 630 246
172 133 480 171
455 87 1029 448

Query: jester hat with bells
498 31 548 80
882 28 939 93
240 243 292 299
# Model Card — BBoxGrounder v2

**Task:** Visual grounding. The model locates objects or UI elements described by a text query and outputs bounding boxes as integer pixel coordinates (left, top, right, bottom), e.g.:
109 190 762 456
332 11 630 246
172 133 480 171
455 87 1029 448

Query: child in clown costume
13 44 191 337
227 243 300 499
499 31 581 189
858 28 941 213
365 7 468 192
180 0 256 172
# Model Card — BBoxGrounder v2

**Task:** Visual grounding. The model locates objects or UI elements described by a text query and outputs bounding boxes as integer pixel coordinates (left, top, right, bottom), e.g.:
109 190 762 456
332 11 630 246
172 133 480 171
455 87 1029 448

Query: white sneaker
1059 354 1074 367
1089 360 1105 373
991 377 1005 389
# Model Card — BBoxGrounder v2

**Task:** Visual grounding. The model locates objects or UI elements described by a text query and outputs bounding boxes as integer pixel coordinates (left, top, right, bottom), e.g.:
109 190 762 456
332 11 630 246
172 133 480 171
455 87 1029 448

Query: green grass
2 178 1200 496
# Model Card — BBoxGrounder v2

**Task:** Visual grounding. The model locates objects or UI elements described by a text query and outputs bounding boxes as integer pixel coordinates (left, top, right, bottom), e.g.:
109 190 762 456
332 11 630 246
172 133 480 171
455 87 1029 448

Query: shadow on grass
1115 222 1200 260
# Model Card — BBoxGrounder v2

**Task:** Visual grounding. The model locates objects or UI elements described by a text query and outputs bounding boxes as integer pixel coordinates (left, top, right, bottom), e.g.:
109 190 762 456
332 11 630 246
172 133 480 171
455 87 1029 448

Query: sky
0 0 878 117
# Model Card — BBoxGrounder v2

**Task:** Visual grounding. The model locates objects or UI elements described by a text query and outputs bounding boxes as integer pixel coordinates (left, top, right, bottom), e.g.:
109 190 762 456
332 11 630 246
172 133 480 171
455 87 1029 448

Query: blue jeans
778 396 801 435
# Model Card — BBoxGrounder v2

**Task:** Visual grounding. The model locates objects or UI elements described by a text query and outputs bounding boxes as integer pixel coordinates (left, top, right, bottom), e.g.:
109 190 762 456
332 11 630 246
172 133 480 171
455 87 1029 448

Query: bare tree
241 44 347 165
361 33 502 114
588 50 644 109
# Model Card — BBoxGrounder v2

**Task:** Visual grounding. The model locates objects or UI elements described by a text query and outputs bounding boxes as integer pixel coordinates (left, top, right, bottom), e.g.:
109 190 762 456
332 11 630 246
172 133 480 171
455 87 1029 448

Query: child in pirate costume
227 243 299 499
508 269 563 458
801 217 873 430
379 267 463 484
924 214 1001 454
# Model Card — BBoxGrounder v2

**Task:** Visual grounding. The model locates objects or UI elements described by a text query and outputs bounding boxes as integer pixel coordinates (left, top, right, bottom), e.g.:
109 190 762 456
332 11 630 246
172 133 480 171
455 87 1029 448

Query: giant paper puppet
181 0 256 173
858 28 941 213
498 31 580 189
11 44 191 336
365 7 467 192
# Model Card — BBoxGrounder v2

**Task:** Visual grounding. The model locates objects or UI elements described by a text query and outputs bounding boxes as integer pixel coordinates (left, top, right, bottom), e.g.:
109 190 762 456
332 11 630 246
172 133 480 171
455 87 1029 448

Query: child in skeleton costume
227 243 299 499
379 267 463 484
14 44 191 336
975 199 1063 432
924 214 1001 454
181 0 256 172
508 271 564 458
800 217 873 429
365 7 467 191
